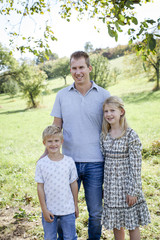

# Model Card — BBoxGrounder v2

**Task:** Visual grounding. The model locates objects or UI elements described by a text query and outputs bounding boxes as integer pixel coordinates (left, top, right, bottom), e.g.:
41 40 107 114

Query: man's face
70 57 92 86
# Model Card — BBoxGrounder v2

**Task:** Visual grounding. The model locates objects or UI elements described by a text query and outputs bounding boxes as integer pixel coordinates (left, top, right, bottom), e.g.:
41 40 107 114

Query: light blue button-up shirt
51 81 110 162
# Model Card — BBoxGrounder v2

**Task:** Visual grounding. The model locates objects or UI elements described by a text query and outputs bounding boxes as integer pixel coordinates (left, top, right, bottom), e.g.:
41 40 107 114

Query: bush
2 79 19 97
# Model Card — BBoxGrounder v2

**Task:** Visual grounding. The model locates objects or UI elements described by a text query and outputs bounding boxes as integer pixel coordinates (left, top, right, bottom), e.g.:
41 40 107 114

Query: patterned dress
100 128 151 230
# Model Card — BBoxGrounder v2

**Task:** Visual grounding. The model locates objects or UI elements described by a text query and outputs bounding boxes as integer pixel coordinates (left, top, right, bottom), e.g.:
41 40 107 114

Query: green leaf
131 17 138 25
115 22 123 32
108 25 116 38
148 38 156 51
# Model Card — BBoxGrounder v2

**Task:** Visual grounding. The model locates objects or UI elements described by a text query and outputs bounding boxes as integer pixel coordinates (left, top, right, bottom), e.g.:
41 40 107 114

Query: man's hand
126 195 137 207
43 210 54 223
75 206 79 218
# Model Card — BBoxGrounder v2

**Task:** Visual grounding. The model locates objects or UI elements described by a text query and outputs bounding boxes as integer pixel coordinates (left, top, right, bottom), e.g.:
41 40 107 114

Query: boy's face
43 135 63 155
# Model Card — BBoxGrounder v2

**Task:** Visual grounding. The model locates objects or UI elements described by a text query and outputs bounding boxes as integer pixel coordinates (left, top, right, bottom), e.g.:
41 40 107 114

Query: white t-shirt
35 155 78 215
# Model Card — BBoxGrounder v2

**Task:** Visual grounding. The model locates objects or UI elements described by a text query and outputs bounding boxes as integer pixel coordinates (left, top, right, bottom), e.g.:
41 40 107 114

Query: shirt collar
68 81 99 92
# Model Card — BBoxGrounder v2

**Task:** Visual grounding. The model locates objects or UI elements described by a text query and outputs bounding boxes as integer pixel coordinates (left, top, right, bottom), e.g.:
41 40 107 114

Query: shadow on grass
121 90 160 104
0 108 28 115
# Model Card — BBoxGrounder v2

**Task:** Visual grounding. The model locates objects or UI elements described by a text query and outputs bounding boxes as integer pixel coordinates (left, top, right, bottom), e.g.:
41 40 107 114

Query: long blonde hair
102 96 128 138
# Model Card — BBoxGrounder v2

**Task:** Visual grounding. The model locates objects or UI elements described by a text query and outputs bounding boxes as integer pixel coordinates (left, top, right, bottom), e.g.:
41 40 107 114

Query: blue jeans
42 213 77 240
76 162 104 240
58 162 104 240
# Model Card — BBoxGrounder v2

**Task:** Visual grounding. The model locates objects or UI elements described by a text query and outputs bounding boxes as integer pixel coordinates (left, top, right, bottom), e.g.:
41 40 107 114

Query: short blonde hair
102 96 128 138
42 125 63 141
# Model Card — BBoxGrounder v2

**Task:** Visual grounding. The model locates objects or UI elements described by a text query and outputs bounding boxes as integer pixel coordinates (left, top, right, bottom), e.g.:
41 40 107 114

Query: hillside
0 54 160 240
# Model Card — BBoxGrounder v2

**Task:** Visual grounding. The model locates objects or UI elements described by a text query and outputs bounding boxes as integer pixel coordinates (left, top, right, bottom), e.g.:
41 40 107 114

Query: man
51 51 110 240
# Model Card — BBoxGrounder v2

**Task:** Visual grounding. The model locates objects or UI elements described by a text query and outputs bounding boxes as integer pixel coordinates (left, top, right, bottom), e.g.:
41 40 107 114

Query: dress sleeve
100 132 106 157
127 130 142 197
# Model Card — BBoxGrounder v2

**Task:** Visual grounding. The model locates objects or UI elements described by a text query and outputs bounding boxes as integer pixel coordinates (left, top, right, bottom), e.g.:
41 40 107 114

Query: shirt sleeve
127 130 142 197
35 162 44 183
69 158 78 184
50 91 62 118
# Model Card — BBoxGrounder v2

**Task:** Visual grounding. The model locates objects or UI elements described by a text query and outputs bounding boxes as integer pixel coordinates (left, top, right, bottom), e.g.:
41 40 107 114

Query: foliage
84 41 94 53
36 51 59 64
143 140 160 159
90 54 110 88
41 57 70 85
102 44 134 60
1 79 19 97
59 0 159 50
109 67 121 84
16 63 48 108
0 0 159 56
137 39 160 90
0 43 20 92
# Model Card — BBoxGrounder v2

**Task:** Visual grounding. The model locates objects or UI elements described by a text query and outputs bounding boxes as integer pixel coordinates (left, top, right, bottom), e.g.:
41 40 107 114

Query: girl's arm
100 132 106 157
37 183 54 222
70 180 79 218
127 130 142 197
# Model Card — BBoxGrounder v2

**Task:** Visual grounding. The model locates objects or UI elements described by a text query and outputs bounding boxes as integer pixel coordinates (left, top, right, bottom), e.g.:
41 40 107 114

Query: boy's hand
126 195 137 207
75 206 79 218
43 210 54 222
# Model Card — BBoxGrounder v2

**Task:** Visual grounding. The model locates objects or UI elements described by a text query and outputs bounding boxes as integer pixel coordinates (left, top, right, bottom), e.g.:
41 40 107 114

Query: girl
100 96 150 240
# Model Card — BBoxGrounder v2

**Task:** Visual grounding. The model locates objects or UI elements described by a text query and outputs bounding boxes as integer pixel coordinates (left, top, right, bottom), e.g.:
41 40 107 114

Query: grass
0 55 160 239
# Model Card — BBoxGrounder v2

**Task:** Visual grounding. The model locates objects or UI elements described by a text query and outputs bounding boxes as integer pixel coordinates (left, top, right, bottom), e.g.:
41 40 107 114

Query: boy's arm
37 183 54 222
70 180 79 218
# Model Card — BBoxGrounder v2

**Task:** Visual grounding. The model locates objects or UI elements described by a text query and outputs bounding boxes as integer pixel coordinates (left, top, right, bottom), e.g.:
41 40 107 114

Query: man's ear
89 65 92 72
43 140 46 146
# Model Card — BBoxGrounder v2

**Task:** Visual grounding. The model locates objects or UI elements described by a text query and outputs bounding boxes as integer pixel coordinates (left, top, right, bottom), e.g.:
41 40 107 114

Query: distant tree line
102 44 134 60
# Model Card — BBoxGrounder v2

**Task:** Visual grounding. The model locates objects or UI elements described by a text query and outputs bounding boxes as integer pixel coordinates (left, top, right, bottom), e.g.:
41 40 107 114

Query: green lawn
0 56 160 239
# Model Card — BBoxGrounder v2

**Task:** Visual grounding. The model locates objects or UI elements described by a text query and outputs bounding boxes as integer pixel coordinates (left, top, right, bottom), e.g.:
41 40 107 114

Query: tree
90 54 110 88
0 0 159 55
42 58 70 85
84 42 94 53
138 39 160 90
36 51 59 64
16 63 48 108
0 43 21 92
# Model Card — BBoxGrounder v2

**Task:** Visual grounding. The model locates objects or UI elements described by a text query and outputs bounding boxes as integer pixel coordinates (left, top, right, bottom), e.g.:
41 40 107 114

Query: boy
35 125 79 240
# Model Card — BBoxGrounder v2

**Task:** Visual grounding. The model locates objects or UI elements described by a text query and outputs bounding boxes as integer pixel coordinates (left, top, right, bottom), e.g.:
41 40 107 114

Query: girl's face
103 103 124 126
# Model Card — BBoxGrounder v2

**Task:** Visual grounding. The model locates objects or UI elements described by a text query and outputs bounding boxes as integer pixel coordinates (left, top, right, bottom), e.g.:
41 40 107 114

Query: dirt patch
0 206 41 240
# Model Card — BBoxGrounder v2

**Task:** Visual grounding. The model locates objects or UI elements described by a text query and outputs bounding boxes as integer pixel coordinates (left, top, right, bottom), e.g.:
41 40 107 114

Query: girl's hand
43 210 54 222
126 195 137 207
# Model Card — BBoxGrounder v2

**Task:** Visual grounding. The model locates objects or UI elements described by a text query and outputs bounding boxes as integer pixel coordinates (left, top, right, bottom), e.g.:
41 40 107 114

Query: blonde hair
102 96 128 138
42 125 63 141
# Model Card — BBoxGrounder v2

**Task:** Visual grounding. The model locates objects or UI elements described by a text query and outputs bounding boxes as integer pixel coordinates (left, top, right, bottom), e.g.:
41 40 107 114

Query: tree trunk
155 61 159 90
64 76 67 85
29 92 36 108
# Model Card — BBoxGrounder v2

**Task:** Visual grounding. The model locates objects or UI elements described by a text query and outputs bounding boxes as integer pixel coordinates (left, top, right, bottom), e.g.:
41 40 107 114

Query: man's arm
70 180 79 218
53 117 63 129
37 183 54 222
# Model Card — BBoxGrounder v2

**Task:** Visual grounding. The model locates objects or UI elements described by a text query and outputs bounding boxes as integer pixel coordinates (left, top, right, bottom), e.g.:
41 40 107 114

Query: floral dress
100 128 151 230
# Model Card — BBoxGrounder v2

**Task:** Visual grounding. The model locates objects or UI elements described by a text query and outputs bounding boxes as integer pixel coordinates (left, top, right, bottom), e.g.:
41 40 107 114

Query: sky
0 0 160 59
